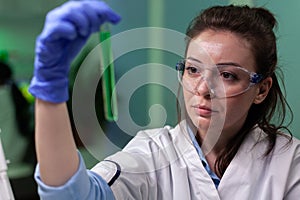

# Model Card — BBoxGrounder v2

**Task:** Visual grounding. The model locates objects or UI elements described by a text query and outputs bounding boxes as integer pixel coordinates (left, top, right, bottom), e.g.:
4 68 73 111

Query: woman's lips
192 105 216 116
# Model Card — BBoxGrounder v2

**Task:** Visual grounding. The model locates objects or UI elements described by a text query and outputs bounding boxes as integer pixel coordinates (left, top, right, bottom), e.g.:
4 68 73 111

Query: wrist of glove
29 0 121 103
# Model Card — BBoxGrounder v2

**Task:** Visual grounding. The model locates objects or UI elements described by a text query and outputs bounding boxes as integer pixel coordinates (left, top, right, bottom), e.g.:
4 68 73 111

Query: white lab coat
92 121 300 200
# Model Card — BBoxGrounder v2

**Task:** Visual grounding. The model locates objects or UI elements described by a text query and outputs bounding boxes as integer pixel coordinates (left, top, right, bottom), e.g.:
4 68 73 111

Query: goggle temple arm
176 60 185 71
250 73 264 84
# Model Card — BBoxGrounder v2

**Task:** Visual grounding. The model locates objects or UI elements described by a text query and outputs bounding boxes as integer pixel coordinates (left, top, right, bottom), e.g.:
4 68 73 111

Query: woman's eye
220 72 237 80
186 66 199 74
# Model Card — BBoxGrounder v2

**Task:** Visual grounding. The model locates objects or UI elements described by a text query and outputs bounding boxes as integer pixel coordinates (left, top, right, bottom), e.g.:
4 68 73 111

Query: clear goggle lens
176 58 263 98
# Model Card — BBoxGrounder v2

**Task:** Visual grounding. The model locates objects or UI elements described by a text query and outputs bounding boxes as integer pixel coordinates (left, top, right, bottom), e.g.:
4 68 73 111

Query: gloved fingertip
110 13 122 24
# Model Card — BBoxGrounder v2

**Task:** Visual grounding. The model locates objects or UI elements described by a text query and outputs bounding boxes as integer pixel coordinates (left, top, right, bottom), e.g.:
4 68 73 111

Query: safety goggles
176 58 263 98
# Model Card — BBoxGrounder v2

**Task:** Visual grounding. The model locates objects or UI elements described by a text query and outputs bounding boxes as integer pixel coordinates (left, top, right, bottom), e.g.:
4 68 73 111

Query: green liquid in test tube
99 24 118 121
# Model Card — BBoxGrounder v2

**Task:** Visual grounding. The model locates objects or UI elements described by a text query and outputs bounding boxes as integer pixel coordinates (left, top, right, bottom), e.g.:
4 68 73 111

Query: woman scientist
29 1 300 199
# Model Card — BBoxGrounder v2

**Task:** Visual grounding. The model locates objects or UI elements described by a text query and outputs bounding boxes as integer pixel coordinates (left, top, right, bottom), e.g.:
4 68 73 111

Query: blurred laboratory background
0 0 299 199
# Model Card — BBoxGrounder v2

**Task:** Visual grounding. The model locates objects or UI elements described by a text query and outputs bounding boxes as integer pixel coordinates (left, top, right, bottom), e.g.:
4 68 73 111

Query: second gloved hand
29 1 121 103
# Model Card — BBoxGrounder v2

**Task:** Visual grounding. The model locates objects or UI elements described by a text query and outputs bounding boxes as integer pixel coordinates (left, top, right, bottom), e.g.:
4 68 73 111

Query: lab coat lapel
218 128 268 199
174 122 221 200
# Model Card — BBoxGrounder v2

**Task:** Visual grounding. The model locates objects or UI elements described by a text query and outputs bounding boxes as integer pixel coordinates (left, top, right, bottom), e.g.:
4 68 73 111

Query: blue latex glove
29 1 121 103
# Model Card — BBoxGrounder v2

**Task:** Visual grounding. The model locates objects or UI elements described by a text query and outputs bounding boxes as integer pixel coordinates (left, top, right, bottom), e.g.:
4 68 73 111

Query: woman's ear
253 77 273 104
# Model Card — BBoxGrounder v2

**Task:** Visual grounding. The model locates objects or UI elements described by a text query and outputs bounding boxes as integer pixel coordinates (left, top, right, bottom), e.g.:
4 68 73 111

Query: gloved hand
29 0 121 103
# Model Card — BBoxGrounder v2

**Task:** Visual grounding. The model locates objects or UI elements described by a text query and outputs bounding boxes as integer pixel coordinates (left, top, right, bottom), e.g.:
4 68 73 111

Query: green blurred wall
266 1 300 138
0 0 67 80
0 0 299 138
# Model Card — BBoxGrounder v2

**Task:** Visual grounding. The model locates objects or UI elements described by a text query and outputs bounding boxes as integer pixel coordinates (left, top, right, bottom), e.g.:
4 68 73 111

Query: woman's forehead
186 30 255 71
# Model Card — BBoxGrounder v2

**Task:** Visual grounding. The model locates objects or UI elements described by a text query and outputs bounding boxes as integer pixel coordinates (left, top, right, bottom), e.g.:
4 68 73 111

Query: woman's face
183 30 262 141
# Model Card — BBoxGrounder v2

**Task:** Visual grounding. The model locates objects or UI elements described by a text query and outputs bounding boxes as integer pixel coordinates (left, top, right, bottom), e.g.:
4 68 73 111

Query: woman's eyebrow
186 56 203 64
187 57 243 68
216 62 242 67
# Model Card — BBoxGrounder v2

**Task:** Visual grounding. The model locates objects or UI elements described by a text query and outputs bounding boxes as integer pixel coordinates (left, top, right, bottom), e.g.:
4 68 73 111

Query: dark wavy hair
183 5 293 177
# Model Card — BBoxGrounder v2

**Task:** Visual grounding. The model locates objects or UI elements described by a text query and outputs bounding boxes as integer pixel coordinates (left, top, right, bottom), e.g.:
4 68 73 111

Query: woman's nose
193 77 214 98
